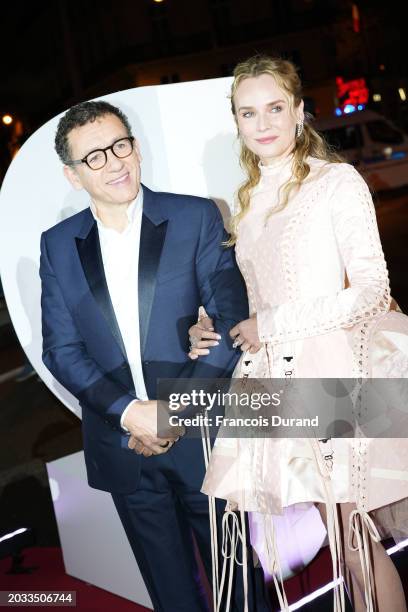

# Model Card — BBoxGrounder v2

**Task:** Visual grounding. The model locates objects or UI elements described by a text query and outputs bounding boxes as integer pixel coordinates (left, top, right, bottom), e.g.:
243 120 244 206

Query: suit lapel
75 218 127 360
138 216 167 358
74 186 168 364
138 185 168 358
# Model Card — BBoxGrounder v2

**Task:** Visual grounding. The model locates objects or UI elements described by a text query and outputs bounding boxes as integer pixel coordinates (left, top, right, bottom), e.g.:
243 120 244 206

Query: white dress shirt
90 188 148 430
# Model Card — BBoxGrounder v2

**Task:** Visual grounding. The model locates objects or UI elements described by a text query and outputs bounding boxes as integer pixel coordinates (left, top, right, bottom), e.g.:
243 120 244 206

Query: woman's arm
256 164 391 345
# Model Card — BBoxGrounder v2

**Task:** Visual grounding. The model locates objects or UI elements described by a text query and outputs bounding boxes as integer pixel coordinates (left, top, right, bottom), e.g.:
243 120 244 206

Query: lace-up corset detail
235 157 390 349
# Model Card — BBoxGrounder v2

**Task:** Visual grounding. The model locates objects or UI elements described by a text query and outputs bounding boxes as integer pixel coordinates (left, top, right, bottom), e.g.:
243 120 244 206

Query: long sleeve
178 200 248 379
40 233 135 430
257 165 391 345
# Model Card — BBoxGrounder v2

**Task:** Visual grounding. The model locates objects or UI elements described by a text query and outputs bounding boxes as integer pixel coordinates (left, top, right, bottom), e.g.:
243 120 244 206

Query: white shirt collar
90 187 143 230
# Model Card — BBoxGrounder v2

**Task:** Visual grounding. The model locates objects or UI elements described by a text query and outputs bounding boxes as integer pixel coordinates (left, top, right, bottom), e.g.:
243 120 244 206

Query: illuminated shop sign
335 76 369 115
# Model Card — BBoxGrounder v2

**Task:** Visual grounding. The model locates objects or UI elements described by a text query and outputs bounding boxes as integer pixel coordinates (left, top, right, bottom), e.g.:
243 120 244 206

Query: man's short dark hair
55 100 133 164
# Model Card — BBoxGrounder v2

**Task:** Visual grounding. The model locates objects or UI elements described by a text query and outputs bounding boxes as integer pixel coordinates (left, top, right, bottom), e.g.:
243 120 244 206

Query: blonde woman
188 55 408 612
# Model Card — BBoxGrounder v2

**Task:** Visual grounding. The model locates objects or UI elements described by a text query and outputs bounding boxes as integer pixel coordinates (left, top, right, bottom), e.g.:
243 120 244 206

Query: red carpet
0 547 151 611
0 544 348 610
0 545 333 610
1 544 406 610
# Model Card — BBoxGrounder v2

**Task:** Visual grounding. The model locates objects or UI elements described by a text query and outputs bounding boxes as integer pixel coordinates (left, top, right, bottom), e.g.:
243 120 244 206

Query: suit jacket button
144 361 150 365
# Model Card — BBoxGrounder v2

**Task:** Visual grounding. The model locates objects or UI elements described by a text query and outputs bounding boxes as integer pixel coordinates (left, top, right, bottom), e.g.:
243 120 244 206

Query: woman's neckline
258 153 294 176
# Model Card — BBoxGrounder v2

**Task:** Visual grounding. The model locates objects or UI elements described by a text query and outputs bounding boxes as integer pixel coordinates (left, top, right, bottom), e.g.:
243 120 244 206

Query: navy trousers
111 443 271 612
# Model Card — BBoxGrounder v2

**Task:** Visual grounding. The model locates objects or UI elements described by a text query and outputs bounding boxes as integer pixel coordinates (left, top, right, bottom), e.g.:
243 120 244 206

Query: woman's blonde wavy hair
226 54 344 246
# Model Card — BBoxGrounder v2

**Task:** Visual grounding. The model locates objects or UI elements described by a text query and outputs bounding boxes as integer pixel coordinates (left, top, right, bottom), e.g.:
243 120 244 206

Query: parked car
314 110 408 191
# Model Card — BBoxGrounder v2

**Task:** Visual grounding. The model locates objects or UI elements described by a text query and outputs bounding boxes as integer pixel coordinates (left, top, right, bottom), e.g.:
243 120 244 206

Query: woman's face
234 73 303 165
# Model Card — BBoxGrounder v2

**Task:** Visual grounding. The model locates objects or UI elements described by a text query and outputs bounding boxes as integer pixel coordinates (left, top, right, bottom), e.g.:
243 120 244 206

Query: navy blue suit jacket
40 185 248 493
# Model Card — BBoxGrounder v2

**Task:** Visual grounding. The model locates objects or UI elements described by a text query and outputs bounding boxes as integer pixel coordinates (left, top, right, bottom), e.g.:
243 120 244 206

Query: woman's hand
230 316 262 353
188 316 221 360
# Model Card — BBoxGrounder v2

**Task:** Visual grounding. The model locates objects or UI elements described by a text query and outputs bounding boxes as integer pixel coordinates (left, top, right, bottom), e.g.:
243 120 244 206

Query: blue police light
391 151 406 160
344 104 356 114
357 104 365 111
335 108 343 116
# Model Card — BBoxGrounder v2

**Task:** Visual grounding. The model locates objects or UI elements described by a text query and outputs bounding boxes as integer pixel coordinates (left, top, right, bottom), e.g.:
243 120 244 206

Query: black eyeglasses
68 136 135 170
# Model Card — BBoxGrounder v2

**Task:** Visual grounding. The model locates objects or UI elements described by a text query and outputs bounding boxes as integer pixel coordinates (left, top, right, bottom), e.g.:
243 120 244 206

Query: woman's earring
296 120 304 138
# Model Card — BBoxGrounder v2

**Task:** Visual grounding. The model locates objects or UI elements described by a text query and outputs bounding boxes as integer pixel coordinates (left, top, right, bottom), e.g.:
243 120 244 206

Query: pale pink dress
202 155 408 611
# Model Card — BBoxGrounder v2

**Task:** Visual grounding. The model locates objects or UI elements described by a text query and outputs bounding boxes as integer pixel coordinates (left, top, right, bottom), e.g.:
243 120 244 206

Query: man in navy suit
40 100 270 611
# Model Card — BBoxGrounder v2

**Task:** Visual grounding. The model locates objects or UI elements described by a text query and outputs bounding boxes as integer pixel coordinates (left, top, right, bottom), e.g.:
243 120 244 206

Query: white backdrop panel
46 451 152 609
0 77 241 417
0 78 325 601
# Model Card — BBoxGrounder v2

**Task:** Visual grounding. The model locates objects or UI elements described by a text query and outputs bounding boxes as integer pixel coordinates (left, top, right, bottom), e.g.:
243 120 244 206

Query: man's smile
107 172 130 186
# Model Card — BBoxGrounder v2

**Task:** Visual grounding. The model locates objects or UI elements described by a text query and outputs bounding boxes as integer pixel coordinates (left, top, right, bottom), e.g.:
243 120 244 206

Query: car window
366 120 403 144
320 125 363 151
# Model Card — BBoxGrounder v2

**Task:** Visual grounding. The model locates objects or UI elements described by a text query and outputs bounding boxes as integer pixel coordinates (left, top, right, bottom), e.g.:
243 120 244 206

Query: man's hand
128 436 150 457
229 316 262 354
124 400 184 457
127 435 177 458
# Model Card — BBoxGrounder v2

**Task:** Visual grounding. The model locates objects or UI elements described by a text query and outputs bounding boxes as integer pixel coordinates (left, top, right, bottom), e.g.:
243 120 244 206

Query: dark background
1 0 408 176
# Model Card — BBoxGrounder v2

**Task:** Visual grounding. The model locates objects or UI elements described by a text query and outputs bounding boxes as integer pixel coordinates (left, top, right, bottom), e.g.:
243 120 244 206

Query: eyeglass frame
67 136 135 170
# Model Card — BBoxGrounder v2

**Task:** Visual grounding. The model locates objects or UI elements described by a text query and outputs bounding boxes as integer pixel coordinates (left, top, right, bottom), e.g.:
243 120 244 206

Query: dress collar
258 153 294 177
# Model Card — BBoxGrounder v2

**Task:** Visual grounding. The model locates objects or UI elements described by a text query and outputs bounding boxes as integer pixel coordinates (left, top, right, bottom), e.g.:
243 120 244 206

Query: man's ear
63 164 83 191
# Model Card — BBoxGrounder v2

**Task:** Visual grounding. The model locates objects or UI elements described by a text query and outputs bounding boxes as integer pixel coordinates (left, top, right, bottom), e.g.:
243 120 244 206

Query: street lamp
2 114 13 126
